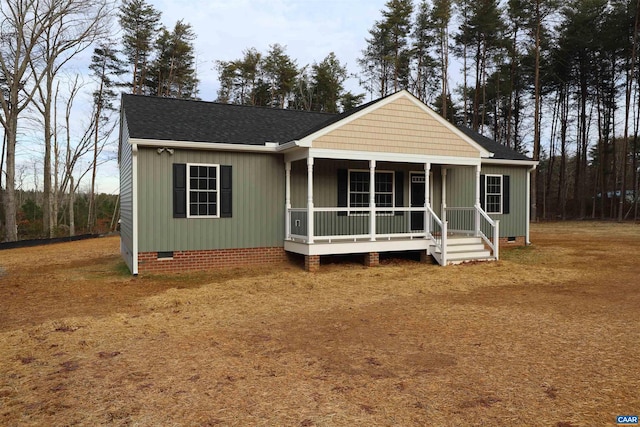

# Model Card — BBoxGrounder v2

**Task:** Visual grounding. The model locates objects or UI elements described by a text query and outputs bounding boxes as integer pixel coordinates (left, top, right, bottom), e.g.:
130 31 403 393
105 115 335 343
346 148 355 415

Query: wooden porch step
429 236 495 265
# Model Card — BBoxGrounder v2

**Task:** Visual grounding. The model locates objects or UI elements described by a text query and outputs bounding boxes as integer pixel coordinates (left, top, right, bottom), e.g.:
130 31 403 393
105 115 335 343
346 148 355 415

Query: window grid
485 175 502 214
188 164 219 218
348 170 394 212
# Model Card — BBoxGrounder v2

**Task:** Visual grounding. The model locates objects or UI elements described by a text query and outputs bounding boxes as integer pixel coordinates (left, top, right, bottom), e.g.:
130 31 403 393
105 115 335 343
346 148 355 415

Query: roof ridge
121 93 337 116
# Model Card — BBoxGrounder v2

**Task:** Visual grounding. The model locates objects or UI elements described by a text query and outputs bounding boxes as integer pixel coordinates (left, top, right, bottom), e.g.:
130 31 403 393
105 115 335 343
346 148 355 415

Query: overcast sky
149 0 389 102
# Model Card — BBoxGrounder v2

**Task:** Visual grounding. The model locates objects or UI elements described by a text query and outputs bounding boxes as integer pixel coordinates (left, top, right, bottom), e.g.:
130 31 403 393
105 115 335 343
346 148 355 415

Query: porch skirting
137 247 287 273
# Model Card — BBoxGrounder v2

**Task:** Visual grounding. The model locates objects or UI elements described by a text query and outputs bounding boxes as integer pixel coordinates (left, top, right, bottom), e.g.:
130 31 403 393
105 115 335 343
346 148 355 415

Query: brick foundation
304 255 320 272
137 246 287 273
364 252 380 267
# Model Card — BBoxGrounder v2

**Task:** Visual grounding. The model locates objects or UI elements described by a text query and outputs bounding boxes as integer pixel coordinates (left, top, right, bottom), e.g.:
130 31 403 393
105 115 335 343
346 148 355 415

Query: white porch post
285 161 291 240
369 159 376 241
475 164 481 237
307 157 314 244
424 162 431 236
441 167 447 224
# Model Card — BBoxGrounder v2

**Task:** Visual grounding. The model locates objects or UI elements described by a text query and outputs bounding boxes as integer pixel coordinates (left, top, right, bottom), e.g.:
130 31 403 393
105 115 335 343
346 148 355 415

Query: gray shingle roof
122 94 333 145
456 126 532 161
122 94 532 161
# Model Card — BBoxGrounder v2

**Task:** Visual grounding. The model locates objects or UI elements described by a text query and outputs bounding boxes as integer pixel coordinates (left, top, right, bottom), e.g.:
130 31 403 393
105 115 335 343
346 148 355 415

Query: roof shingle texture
122 94 532 161
122 94 333 145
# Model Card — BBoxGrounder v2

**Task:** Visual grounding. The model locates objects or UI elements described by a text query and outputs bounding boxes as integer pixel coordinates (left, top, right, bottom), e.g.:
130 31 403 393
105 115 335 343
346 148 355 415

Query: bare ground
0 222 639 426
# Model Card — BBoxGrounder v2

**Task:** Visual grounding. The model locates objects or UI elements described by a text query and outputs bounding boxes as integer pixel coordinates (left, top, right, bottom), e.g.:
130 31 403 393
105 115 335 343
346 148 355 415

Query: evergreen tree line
356 0 640 221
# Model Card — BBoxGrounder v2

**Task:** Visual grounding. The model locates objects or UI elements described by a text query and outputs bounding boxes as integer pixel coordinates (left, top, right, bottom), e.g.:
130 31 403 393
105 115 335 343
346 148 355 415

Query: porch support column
441 168 447 224
424 162 431 237
285 161 291 240
369 159 376 241
475 164 481 237
307 157 314 244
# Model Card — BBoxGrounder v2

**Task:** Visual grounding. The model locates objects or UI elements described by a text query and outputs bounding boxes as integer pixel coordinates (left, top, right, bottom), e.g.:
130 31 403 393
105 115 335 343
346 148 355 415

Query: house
119 90 537 274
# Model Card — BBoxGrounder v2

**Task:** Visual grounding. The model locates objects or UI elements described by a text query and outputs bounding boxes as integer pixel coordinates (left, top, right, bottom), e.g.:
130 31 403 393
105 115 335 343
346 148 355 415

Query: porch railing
288 205 499 261
426 205 447 265
287 207 430 243
476 206 500 260
445 206 500 259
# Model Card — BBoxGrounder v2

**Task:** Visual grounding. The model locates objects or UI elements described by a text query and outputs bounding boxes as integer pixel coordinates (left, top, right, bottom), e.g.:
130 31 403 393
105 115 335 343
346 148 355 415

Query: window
188 164 219 218
348 170 394 210
485 174 502 214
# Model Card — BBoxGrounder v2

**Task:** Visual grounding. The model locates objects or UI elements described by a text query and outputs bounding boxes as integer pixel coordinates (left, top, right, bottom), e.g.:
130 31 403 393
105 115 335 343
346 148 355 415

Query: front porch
283 154 500 269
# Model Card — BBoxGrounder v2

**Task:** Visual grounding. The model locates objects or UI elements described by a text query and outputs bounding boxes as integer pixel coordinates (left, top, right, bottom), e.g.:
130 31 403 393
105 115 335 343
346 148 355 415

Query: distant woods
217 0 640 222
2 0 640 242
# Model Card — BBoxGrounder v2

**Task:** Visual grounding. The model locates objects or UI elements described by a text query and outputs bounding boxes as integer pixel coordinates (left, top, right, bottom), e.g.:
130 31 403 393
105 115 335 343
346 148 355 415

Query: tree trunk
3 114 18 242
531 0 542 223
69 175 75 236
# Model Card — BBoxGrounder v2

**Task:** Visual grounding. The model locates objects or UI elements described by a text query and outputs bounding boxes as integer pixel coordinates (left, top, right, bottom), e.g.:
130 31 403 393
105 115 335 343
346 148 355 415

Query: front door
410 173 425 231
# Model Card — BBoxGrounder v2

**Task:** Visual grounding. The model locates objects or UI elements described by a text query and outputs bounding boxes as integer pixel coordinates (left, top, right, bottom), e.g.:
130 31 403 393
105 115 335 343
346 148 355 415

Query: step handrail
475 205 499 260
426 205 447 265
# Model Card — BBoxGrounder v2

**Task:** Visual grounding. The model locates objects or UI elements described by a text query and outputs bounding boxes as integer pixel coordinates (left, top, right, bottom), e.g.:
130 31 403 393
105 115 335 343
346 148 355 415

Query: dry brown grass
1 222 639 426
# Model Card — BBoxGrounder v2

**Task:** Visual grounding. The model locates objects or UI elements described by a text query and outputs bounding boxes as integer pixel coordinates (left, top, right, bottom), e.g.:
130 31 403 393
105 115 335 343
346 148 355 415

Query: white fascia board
284 148 310 163
308 148 482 166
482 158 539 167
297 90 492 158
130 138 278 153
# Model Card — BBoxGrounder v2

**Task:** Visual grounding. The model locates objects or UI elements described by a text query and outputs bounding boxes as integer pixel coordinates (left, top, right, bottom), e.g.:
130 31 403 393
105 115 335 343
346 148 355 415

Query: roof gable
300 91 490 158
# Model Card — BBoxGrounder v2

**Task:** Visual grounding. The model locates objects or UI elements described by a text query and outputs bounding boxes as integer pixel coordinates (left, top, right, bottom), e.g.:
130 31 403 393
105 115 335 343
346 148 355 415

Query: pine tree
411 0 437 103
431 0 453 121
263 44 298 108
118 0 162 95
310 52 348 113
150 20 199 99
87 42 126 232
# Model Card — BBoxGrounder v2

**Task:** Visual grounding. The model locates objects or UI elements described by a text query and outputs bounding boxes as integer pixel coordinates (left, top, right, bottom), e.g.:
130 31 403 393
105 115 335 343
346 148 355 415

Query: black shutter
502 175 510 215
337 169 348 216
480 174 485 210
394 171 404 216
173 163 187 218
220 165 232 218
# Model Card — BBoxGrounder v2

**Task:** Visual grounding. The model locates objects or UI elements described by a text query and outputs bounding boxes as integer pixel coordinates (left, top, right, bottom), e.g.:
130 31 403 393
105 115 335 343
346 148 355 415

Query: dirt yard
0 222 638 426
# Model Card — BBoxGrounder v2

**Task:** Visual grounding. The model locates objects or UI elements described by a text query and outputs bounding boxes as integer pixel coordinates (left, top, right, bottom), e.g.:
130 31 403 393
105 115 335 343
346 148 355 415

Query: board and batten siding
481 165 528 237
119 116 134 272
313 97 481 158
137 148 285 252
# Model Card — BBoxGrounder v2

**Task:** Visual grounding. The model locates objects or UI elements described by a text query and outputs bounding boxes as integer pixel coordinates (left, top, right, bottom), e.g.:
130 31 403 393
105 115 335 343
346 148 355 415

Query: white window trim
186 162 220 219
485 173 503 215
347 169 394 215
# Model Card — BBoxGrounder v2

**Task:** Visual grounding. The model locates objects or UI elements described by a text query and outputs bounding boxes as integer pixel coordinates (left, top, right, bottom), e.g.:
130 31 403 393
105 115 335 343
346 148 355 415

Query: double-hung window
348 170 394 212
188 163 219 218
484 174 502 214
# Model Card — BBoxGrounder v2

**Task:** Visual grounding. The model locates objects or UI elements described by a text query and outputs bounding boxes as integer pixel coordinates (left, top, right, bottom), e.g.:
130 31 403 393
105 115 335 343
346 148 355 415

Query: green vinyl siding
480 165 528 237
137 148 284 252
119 116 134 271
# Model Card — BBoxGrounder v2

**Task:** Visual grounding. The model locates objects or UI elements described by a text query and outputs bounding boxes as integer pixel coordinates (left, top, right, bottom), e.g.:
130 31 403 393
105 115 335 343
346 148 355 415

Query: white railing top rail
292 207 431 213
426 205 444 228
475 205 496 227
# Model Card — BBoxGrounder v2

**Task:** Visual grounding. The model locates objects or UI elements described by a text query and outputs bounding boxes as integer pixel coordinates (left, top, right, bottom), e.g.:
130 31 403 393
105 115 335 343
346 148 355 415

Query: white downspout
285 161 291 240
526 164 537 245
132 143 139 275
